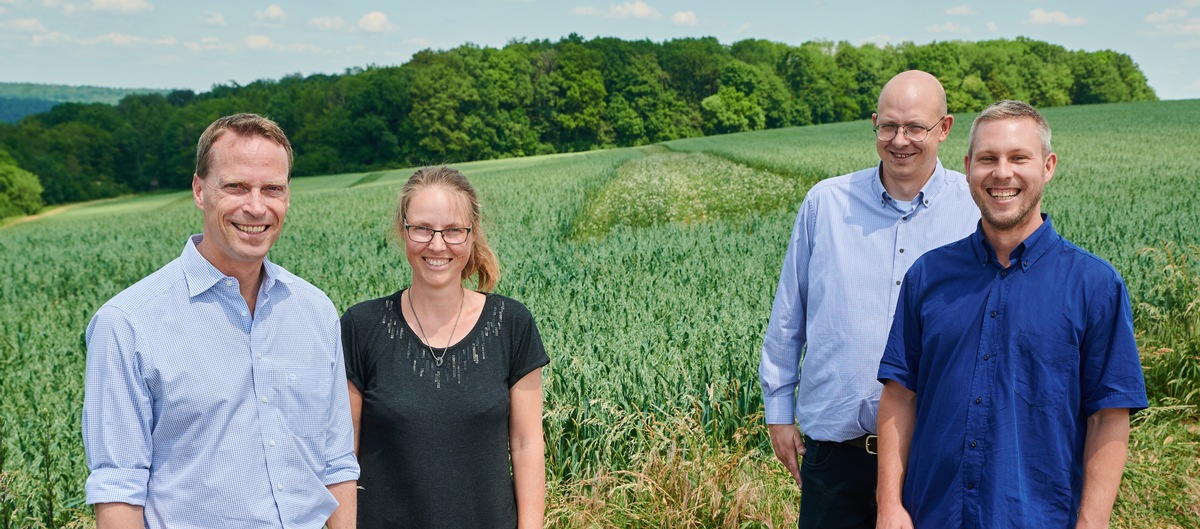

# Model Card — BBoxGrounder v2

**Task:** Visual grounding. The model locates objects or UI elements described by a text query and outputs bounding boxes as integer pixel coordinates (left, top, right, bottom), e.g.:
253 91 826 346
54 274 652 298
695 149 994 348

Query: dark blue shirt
878 216 1148 529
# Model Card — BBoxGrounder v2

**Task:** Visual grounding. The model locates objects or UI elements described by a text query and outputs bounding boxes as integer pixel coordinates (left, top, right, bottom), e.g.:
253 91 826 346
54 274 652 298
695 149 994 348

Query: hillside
0 82 173 123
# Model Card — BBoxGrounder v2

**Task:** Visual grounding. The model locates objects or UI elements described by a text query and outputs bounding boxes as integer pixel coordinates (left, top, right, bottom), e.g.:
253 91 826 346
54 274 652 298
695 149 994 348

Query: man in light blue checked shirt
83 113 358 529
759 70 978 529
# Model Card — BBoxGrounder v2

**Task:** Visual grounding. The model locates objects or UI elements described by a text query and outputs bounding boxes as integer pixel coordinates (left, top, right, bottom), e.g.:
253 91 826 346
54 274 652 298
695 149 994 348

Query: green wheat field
2 99 1198 528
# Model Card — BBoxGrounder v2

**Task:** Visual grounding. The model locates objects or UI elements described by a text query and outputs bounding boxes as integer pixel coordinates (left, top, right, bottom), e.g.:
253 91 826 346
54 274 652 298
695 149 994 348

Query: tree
0 147 42 218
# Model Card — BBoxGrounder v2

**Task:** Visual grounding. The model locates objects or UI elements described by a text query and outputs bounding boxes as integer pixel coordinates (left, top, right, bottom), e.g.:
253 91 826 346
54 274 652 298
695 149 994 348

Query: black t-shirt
341 290 550 529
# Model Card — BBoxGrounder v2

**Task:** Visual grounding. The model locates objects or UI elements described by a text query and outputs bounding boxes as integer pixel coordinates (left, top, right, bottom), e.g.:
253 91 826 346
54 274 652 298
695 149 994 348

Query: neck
880 165 935 203
982 215 1044 267
195 239 265 316
408 282 465 315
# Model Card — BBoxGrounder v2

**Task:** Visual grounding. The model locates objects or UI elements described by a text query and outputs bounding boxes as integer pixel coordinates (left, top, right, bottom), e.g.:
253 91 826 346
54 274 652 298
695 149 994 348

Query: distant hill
0 82 173 123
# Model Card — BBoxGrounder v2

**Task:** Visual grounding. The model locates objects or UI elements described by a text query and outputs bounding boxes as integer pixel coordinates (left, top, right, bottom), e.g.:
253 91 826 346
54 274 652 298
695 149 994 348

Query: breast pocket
1015 331 1078 407
285 366 332 438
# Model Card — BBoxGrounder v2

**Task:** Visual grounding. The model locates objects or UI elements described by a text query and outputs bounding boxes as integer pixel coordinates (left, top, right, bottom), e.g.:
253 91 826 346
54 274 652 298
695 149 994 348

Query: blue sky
1 0 1197 100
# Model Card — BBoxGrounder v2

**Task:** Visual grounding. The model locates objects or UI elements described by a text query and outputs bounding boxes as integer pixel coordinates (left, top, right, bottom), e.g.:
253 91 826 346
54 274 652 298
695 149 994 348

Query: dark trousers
798 436 878 529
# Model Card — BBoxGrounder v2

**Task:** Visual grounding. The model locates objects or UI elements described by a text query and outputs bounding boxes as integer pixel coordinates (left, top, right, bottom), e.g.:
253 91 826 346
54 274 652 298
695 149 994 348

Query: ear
937 114 954 142
963 153 971 175
192 174 204 210
871 113 879 128
1042 152 1057 183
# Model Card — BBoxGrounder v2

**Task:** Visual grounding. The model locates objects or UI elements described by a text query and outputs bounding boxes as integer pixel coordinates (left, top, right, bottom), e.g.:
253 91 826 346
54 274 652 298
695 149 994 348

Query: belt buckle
865 434 878 455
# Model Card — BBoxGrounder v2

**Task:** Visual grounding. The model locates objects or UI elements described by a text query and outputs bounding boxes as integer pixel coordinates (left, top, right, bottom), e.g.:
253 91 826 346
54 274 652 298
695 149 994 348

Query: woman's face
403 186 474 291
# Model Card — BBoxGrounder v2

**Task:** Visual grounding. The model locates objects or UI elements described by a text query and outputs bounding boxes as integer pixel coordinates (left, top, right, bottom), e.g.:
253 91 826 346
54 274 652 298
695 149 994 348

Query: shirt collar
181 234 290 298
873 158 948 209
971 214 1058 270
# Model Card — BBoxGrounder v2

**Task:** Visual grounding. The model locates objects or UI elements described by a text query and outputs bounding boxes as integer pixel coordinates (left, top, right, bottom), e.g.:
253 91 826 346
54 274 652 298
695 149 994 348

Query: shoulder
342 291 402 322
272 265 336 310
804 167 876 200
99 258 186 318
484 293 538 324
1055 236 1126 287
910 234 975 273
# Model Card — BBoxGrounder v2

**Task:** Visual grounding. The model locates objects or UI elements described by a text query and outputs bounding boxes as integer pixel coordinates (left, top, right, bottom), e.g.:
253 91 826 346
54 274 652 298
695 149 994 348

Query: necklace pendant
435 356 444 367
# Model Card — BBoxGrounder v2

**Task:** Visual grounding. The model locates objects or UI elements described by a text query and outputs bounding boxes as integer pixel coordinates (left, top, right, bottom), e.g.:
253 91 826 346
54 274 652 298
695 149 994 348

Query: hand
876 502 914 529
767 423 805 490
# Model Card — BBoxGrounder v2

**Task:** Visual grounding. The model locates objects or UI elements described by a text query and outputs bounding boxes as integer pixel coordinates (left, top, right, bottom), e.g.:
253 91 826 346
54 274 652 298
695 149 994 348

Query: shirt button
967 483 975 490
260 396 268 403
899 248 905 253
1023 261 1029 267
1000 270 1007 277
970 440 978 448
895 280 901 286
990 311 997 318
983 354 990 361
240 310 248 317
225 279 234 287
901 216 908 221
975 397 982 404
257 353 263 359
269 439 276 447
276 483 283 491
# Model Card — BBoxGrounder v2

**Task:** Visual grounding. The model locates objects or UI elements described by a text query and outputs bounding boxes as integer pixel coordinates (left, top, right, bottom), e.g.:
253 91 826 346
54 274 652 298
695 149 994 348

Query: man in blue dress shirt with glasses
83 113 359 529
760 70 979 529
876 100 1147 529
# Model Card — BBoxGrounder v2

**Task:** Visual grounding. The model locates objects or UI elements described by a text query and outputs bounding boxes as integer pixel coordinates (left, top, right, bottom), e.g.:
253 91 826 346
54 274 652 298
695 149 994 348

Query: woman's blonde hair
396 166 500 292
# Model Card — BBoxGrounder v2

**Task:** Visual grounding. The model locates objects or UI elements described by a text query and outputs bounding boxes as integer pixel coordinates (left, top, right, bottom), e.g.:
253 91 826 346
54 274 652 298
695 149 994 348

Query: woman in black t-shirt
341 166 549 529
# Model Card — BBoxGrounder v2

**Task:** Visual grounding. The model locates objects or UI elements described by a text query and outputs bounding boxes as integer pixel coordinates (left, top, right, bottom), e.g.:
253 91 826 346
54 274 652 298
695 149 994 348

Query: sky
1 0 1198 101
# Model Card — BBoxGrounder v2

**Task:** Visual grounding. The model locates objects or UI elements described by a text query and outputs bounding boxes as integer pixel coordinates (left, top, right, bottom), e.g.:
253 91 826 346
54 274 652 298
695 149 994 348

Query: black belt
807 434 878 455
843 434 878 455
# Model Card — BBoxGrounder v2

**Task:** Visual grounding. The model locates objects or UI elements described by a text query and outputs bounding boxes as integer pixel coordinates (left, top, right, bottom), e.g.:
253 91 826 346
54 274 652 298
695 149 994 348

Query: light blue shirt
760 160 978 442
83 234 359 529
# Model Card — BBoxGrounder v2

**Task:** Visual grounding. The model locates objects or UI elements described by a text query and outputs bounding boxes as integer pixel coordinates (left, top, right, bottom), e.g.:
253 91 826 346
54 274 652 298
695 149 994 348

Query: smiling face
872 71 952 191
192 132 290 277
965 117 1057 239
403 186 474 291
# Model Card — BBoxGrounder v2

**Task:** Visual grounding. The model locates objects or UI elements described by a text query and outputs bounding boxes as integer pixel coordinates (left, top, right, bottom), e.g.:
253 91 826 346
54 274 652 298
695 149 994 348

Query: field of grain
1 100 1197 528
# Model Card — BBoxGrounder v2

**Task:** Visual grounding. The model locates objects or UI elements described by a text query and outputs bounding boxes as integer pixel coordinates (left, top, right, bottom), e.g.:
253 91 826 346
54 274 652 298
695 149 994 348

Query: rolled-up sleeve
760 199 813 425
323 318 360 485
82 305 153 505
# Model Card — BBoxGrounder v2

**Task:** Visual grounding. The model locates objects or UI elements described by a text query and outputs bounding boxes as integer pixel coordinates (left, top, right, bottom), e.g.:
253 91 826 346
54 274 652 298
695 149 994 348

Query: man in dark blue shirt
875 100 1148 529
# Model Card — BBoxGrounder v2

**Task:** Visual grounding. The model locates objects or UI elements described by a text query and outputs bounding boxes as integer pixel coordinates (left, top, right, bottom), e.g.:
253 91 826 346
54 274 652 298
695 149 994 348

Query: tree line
0 35 1156 216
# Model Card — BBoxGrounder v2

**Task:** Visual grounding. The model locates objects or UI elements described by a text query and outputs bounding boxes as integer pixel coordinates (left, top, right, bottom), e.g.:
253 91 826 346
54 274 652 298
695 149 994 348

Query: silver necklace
407 288 464 367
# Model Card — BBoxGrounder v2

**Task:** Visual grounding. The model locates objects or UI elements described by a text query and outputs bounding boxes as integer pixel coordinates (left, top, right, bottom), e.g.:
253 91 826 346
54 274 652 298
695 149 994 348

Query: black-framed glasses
874 115 948 142
403 222 472 244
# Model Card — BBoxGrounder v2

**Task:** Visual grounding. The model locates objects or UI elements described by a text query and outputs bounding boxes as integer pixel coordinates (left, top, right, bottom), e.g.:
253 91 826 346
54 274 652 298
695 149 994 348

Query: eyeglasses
874 115 948 142
403 222 472 244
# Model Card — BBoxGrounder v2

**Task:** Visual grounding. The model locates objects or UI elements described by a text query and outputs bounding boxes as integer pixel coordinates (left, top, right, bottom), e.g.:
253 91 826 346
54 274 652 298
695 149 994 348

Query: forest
0 35 1156 216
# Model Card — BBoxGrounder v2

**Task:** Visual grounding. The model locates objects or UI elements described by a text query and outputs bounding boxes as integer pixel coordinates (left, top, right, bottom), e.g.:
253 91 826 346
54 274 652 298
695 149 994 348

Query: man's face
192 132 290 276
965 117 1056 235
872 91 950 186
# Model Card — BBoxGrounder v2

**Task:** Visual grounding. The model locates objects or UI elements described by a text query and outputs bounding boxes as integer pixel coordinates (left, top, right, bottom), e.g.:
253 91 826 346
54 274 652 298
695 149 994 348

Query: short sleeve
878 265 922 391
1079 276 1148 416
340 303 368 393
504 299 550 387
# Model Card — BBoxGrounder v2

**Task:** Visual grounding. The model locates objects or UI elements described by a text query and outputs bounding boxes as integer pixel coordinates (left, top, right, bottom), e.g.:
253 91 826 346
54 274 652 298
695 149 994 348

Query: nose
889 130 913 147
428 232 449 250
244 189 268 216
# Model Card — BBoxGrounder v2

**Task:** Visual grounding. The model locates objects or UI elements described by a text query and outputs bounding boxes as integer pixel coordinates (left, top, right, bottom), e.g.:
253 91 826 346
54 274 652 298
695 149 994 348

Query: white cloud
154 35 175 45
928 22 969 34
244 34 275 49
404 37 432 47
184 36 235 52
310 16 345 30
0 17 46 31
1144 9 1187 23
199 12 226 26
671 10 696 26
28 29 175 47
735 22 752 34
86 32 147 45
357 11 395 32
1157 21 1200 34
1026 8 1086 26
570 2 662 19
986 21 998 32
256 4 285 20
860 34 894 46
1185 0 1200 7
564 5 597 15
946 5 976 16
32 30 67 44
91 0 151 11
609 1 660 19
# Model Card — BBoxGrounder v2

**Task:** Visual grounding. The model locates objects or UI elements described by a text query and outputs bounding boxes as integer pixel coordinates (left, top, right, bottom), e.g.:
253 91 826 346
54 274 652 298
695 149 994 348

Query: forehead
209 133 290 181
876 88 942 123
406 186 472 224
972 118 1040 152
